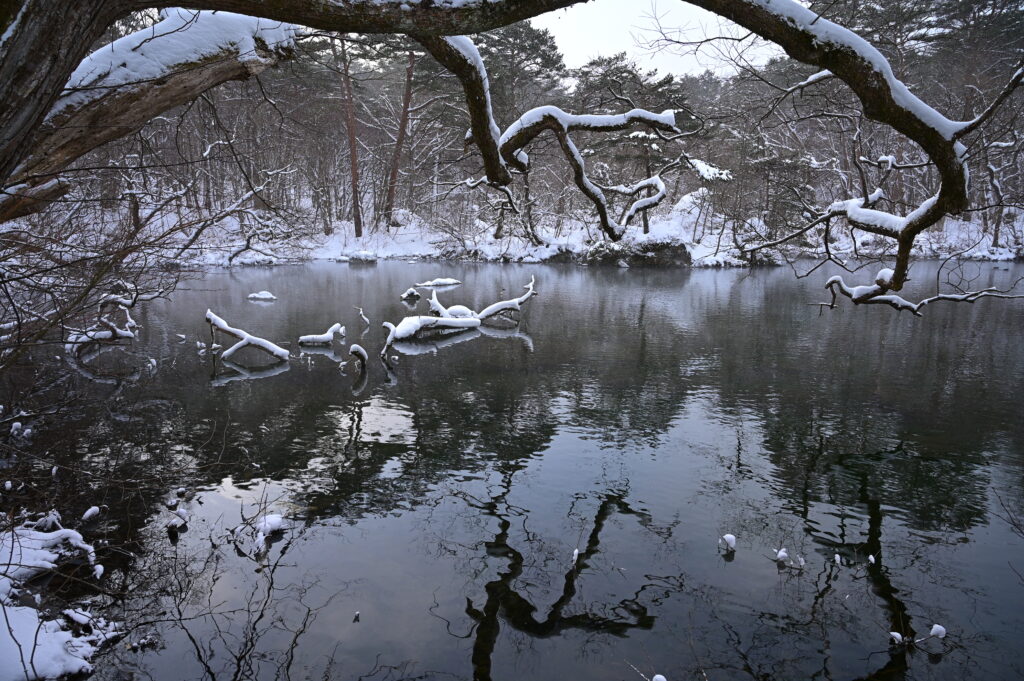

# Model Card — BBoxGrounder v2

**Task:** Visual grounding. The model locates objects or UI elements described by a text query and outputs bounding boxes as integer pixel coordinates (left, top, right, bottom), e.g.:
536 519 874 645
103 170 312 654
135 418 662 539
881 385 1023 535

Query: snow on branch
604 176 667 226
688 0 1023 296
206 310 289 361
476 276 537 320
298 323 344 346
382 277 536 355
63 283 161 356
63 319 135 356
821 268 1024 316
9 10 298 193
416 35 692 241
498 105 678 170
414 34 512 186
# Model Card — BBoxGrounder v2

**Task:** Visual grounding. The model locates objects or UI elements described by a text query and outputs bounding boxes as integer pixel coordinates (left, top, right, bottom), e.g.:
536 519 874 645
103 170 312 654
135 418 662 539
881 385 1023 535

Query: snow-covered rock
247 290 277 302
416 277 462 287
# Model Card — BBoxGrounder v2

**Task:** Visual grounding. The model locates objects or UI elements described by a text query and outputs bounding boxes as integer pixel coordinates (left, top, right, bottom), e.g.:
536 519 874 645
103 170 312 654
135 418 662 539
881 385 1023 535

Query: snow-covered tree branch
1 10 298 222
382 276 536 355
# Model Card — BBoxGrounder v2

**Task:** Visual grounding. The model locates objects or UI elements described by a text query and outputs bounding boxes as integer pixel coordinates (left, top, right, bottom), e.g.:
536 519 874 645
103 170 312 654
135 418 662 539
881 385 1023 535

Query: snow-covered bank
299 195 1022 267
162 194 1024 269
1 514 117 681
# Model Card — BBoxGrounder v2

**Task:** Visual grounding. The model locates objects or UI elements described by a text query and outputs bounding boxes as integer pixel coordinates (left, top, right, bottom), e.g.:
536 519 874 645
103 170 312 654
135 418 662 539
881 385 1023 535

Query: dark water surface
12 261 1024 681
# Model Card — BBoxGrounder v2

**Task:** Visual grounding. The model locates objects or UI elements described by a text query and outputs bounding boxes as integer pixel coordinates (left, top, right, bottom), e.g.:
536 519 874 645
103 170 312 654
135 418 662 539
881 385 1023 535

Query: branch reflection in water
3 261 1021 681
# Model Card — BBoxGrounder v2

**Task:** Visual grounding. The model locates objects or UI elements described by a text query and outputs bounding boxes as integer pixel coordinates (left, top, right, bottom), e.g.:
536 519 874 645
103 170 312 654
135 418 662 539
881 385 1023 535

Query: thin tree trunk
339 40 363 238
381 51 416 229
642 148 652 235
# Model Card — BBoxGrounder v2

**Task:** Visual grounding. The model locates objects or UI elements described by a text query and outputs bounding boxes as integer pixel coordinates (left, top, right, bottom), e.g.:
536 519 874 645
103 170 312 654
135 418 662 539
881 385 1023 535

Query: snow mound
416 277 462 287
247 290 277 302
255 514 285 534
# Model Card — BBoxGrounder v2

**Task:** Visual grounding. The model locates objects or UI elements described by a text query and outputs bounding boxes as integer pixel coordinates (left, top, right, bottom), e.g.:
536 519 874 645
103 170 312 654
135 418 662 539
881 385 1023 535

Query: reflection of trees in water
97 524 345 681
692 269 1024 532
462 486 656 680
4 264 1023 680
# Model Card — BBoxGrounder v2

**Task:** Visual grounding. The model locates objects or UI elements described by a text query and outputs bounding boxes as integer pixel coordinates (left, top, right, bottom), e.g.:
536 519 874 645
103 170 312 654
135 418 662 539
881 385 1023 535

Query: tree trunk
642 148 652 235
0 0 128 185
381 51 416 230
339 40 363 238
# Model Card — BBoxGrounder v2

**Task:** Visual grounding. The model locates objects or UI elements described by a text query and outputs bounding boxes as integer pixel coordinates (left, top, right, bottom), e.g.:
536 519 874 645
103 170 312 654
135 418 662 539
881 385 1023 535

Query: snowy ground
1 512 118 681
186 194 1022 269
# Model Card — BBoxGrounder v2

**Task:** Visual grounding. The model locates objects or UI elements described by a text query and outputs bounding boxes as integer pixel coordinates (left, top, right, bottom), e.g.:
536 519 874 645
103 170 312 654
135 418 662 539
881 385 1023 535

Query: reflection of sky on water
22 260 1023 681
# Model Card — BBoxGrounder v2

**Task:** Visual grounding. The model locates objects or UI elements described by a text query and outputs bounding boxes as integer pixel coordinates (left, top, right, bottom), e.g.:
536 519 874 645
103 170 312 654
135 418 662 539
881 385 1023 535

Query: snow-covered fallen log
205 310 289 361
428 290 476 318
298 322 344 346
382 316 482 351
349 344 368 365
416 277 462 287
476 276 536 320
382 277 536 355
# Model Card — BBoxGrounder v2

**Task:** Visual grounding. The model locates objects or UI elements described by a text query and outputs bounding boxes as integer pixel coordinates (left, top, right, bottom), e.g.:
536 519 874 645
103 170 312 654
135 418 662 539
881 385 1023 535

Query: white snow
356 307 370 326
255 514 284 534
445 305 477 318
751 0 960 139
82 506 100 522
500 105 676 148
392 315 481 341
206 310 289 361
47 10 297 123
445 36 504 163
63 323 135 355
349 249 378 263
1 524 114 681
247 290 277 301
349 344 369 362
298 322 344 346
416 277 462 287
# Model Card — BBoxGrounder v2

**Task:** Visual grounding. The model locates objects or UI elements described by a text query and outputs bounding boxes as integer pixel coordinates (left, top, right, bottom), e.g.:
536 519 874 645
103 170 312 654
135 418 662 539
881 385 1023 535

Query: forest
1 0 1022 366
1 2 1023 681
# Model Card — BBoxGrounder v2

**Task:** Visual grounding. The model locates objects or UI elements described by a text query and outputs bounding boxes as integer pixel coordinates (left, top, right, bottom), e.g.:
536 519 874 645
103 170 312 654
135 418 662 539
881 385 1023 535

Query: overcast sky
531 0 730 75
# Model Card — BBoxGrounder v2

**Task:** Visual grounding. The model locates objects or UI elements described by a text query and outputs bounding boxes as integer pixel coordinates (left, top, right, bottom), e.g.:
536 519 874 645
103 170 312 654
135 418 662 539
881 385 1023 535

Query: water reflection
2 261 1022 681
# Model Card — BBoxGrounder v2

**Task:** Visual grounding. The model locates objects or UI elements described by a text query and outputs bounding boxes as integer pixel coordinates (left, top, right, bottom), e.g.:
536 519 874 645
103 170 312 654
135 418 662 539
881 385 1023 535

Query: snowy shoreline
183 193 1023 269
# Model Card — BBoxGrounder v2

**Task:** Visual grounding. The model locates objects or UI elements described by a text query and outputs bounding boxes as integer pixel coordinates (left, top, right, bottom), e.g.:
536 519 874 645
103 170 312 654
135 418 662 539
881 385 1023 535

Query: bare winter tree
1 0 1021 315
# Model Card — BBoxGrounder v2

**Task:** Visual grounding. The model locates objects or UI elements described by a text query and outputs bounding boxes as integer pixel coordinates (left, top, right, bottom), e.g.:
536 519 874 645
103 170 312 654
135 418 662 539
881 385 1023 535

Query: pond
5 260 1024 681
